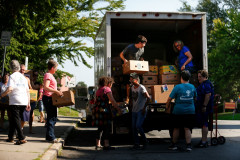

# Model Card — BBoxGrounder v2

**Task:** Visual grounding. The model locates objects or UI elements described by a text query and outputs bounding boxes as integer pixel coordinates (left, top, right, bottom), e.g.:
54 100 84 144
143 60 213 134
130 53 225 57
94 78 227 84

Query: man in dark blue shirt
196 70 214 148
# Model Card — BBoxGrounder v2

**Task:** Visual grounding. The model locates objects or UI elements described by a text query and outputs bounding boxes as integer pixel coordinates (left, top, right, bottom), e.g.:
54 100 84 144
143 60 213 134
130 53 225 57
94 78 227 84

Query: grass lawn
58 106 79 117
33 106 79 118
213 112 240 120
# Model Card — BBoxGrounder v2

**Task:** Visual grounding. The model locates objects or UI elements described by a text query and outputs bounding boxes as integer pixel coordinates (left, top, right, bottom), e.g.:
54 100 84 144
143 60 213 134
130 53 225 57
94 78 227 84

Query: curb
41 123 76 160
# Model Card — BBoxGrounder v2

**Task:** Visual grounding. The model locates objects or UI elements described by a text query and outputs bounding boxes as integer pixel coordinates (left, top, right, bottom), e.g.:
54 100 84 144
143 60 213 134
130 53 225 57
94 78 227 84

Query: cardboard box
143 85 153 95
151 85 175 103
144 65 158 75
122 60 149 74
52 90 75 106
29 89 38 102
142 75 158 85
159 65 178 74
159 74 180 84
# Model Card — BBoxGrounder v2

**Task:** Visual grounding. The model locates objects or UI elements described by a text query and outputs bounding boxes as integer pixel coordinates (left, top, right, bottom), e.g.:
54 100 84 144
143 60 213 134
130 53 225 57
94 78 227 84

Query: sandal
15 139 27 145
95 145 103 150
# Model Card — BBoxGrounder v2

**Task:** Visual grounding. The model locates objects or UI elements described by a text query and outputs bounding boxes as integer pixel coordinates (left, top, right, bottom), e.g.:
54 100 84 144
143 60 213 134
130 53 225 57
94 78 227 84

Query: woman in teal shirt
166 70 197 151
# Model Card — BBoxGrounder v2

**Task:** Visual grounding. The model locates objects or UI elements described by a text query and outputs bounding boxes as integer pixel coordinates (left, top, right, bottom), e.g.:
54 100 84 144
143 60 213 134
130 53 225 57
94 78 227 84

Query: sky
58 0 198 87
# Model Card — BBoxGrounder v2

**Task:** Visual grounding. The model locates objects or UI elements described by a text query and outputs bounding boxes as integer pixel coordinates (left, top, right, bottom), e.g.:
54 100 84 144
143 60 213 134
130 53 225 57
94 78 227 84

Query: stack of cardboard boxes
142 65 181 103
142 65 158 96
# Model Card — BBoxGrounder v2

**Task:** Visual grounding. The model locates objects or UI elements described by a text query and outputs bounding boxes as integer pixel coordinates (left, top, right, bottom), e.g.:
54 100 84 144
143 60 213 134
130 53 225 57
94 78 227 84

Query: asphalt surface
58 120 240 160
0 115 80 160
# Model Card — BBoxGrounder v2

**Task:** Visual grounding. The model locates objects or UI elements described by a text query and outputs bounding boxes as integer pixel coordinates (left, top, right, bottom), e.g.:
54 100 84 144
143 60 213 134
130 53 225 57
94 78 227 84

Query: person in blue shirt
173 40 194 73
166 70 197 151
196 70 214 148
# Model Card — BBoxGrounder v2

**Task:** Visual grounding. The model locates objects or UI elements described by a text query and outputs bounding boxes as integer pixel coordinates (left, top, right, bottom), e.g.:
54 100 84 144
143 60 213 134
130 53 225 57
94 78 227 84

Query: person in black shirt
119 35 147 103
120 35 147 63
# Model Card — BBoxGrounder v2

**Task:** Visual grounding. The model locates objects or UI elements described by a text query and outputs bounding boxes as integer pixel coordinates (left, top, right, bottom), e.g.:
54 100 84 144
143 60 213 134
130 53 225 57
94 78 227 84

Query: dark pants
96 125 111 140
42 95 57 141
132 110 147 145
8 105 25 140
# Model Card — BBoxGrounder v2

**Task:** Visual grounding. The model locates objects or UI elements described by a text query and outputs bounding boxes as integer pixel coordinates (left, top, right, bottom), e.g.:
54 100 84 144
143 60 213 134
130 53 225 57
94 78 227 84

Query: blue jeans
38 100 44 112
132 110 147 145
42 96 57 141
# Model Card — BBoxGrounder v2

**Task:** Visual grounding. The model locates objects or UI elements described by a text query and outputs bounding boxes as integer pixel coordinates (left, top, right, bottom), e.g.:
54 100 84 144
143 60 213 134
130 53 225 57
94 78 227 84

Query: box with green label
30 89 38 102
159 65 178 74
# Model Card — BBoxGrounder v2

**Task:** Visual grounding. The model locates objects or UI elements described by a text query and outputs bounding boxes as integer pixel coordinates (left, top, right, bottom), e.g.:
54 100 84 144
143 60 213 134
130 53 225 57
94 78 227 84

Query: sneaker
103 146 115 150
47 139 58 143
131 144 142 150
195 141 208 148
168 143 178 150
186 143 192 151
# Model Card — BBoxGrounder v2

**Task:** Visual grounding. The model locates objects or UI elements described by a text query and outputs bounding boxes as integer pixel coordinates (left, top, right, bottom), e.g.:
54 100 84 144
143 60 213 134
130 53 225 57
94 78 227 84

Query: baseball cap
130 72 139 79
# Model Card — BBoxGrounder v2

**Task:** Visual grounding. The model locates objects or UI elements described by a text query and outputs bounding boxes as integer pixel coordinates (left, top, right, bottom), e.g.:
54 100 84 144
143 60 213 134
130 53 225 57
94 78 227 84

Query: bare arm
144 91 150 107
107 92 118 109
166 97 173 110
0 87 13 98
142 91 150 115
26 77 32 89
120 52 128 63
37 92 43 101
181 51 193 70
44 79 62 96
26 88 31 111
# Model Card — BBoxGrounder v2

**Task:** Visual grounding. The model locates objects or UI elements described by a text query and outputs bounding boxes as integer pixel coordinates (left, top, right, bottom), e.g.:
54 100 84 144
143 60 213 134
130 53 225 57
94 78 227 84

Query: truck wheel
211 137 218 146
217 136 226 144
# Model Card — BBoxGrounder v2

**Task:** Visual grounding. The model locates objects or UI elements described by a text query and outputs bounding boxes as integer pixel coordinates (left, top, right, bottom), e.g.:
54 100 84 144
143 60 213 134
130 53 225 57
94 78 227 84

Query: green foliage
209 10 240 100
179 1 240 101
58 106 79 117
0 0 125 74
178 0 194 12
213 112 240 120
77 81 87 87
36 74 44 85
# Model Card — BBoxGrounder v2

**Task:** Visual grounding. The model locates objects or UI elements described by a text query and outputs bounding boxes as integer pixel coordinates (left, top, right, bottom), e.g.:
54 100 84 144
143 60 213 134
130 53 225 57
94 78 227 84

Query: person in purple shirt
173 40 194 73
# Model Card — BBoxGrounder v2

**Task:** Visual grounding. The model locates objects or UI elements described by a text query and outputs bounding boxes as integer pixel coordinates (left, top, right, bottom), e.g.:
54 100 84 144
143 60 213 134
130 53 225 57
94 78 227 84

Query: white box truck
92 11 207 133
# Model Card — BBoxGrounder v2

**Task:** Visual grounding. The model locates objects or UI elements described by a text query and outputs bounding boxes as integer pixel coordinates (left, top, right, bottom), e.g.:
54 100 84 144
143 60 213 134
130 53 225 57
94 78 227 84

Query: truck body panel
95 11 207 85
94 11 207 133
